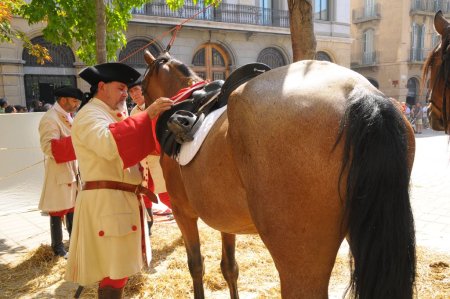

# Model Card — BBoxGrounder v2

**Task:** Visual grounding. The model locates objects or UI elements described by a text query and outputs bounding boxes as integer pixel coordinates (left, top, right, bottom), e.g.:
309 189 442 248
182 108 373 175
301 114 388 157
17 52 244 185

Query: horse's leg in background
173 214 205 299
160 155 206 299
220 232 239 299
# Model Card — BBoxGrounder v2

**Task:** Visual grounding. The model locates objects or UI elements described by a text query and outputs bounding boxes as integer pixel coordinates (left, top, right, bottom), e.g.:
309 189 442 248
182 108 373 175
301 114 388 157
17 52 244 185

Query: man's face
98 81 129 110
128 85 145 106
60 97 81 113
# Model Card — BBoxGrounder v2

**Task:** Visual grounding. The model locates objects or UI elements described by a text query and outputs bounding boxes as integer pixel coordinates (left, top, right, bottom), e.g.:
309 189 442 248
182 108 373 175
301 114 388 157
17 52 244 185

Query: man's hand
146 97 174 119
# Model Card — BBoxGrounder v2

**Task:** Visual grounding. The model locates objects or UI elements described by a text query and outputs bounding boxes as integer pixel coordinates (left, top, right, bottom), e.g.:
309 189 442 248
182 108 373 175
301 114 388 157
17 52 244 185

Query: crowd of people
401 101 428 134
0 98 54 114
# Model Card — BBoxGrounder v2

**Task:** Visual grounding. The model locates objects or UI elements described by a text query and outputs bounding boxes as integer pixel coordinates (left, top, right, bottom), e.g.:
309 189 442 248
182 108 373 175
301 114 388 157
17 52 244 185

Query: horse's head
142 50 203 107
423 11 450 133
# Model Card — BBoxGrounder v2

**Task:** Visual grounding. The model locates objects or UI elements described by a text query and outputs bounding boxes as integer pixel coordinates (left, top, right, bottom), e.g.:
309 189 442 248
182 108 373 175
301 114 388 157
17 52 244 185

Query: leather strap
83 180 158 203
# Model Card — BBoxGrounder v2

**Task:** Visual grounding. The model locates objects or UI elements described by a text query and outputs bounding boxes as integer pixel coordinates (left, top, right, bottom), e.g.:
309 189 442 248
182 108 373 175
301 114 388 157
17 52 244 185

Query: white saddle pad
178 105 227 166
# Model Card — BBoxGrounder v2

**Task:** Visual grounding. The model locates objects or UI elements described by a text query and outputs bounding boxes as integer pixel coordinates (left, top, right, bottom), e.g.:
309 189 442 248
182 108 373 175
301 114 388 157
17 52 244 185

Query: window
362 29 375 64
315 51 333 62
406 77 419 105
118 39 162 69
259 0 272 25
192 44 230 80
364 0 376 17
23 36 75 67
314 0 329 21
257 47 287 69
411 23 425 61
432 32 441 48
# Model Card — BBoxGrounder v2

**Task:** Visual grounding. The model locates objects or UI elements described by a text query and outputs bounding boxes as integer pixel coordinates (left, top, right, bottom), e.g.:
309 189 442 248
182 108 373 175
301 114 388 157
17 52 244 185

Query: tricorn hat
128 79 143 89
79 63 141 87
54 86 83 101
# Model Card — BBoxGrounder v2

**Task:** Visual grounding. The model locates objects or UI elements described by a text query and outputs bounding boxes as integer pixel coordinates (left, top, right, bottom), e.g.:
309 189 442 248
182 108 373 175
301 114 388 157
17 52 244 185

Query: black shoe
50 216 67 257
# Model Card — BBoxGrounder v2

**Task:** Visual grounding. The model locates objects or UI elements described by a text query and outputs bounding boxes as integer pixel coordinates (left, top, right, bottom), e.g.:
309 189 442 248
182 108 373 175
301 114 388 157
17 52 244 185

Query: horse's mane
421 43 440 93
152 52 198 79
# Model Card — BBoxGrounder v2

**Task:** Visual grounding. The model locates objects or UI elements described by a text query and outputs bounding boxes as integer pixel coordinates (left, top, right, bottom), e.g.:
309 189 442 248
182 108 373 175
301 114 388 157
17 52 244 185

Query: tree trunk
288 0 316 62
96 0 107 64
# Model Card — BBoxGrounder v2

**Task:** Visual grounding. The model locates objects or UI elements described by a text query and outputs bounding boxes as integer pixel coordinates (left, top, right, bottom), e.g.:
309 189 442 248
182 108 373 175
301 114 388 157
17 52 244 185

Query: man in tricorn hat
65 63 173 298
38 86 83 258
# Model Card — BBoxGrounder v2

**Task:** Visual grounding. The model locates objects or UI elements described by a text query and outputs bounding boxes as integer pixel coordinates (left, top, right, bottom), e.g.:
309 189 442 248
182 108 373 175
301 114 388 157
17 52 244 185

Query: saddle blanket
178 105 227 166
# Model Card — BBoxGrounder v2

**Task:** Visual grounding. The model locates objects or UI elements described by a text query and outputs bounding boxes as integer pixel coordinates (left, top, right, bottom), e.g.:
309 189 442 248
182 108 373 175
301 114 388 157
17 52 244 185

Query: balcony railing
352 3 381 23
411 0 450 14
362 51 378 65
132 0 290 28
409 47 430 62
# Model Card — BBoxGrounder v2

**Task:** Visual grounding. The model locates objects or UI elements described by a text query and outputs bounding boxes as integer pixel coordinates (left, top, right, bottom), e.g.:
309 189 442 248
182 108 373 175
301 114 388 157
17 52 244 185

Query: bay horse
142 50 417 299
423 10 450 134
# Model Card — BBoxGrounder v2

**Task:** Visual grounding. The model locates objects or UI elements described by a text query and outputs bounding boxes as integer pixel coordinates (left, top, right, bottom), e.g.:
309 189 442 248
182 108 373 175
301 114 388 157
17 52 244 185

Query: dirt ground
0 220 449 299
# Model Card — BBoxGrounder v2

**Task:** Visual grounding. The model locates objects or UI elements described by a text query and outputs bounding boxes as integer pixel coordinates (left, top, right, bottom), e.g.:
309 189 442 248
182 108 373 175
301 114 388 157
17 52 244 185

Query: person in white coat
38 86 83 258
128 80 173 236
65 63 173 298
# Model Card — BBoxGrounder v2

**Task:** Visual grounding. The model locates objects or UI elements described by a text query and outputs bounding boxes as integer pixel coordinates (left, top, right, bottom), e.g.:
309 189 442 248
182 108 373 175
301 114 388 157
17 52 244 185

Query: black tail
335 88 416 299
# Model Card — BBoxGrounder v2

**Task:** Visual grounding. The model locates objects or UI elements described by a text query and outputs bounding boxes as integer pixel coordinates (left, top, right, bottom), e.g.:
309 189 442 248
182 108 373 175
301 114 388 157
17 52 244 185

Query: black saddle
156 62 271 158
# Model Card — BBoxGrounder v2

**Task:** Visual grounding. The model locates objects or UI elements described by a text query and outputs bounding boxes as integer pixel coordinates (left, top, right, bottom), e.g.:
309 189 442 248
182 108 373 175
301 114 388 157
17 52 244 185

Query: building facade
351 0 447 104
0 0 351 107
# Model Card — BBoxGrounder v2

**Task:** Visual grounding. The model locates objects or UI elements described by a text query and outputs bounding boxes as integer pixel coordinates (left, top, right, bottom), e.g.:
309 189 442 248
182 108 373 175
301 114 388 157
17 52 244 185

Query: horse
422 10 450 134
142 50 417 299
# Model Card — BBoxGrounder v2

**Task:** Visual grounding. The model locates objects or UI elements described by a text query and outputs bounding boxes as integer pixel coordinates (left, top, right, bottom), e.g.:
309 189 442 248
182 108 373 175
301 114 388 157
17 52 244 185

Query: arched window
192 44 230 80
119 39 162 68
23 36 75 67
257 47 287 69
406 77 419 106
315 51 333 62
22 36 77 107
367 78 379 88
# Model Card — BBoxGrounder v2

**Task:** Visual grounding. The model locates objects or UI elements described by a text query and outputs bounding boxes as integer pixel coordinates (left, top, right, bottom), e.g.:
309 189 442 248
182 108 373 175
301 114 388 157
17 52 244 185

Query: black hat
128 79 142 89
54 86 83 101
79 63 141 87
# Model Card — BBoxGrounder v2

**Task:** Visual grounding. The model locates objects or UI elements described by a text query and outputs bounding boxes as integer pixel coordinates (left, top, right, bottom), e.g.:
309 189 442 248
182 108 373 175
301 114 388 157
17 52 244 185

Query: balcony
352 4 381 24
411 0 450 15
351 51 378 68
132 0 290 28
409 47 431 62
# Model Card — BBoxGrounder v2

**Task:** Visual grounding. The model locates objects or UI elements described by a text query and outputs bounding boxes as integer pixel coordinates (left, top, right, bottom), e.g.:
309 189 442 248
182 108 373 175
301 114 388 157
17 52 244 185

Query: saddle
156 62 271 158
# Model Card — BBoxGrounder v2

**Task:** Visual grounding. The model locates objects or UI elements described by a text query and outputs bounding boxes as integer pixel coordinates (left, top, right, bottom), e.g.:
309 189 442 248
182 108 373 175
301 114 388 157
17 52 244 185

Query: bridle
429 30 450 133
142 52 171 102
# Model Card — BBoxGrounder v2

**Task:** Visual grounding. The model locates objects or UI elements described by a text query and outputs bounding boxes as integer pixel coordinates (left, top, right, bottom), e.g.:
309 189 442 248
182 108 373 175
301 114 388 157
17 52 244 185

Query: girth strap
83 180 158 203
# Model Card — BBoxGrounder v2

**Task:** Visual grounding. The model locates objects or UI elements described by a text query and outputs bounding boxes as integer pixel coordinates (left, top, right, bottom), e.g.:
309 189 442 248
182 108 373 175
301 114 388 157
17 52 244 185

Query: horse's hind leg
173 214 205 298
220 232 239 299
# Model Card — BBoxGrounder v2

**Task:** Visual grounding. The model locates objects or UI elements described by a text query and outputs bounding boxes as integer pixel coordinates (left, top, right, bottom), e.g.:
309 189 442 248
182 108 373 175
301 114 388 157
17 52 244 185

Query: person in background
14 105 28 113
414 102 423 134
65 63 173 298
128 80 173 235
0 98 8 113
38 86 83 258
31 100 44 112
5 105 17 113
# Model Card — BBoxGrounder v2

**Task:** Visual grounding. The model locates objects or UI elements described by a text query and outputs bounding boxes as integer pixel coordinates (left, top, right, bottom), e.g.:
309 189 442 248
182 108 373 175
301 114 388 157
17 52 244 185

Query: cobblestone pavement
0 128 449 266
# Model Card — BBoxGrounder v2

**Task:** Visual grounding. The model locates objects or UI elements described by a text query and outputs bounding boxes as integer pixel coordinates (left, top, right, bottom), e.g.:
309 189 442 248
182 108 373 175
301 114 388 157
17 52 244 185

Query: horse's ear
434 11 448 35
144 50 156 65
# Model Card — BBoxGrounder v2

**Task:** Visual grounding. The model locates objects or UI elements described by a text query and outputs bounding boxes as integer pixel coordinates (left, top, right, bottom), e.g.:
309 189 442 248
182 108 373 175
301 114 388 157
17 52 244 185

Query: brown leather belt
82 180 158 203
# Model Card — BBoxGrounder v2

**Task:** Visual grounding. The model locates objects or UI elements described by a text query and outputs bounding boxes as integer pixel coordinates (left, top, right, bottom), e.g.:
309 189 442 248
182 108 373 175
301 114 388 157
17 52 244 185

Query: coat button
99 230 105 237
117 112 122 117
67 183 72 187
132 225 137 231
